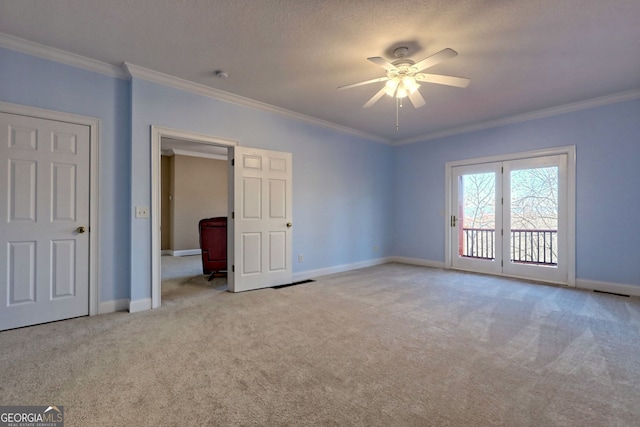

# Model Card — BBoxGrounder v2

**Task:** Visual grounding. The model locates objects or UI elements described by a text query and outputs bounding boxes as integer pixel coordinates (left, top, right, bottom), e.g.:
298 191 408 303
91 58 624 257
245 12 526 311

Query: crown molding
123 62 390 145
395 89 640 145
0 32 128 79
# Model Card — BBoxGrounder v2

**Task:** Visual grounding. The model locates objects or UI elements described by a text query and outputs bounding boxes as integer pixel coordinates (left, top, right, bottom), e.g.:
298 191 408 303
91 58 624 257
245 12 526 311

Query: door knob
286 222 292 228
77 226 87 234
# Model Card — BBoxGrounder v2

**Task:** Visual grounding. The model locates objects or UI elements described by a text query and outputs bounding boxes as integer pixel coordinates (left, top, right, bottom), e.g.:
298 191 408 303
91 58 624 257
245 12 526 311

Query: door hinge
232 265 235 272
501 167 504 173
501 197 503 205
231 159 235 166
232 211 235 219
501 229 503 236
501 260 503 267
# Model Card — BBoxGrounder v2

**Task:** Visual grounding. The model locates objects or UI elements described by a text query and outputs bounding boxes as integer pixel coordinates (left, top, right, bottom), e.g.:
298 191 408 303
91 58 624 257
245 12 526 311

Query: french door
449 152 570 284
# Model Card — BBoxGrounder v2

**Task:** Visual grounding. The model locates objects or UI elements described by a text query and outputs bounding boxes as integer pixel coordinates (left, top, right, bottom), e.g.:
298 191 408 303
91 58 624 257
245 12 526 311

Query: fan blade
338 76 389 91
408 90 426 108
367 57 397 71
415 73 470 88
363 87 387 108
412 48 458 72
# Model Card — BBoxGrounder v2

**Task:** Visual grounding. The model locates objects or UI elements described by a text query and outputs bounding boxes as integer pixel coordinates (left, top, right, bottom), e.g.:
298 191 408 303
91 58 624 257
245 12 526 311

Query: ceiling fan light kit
339 46 470 108
338 46 470 129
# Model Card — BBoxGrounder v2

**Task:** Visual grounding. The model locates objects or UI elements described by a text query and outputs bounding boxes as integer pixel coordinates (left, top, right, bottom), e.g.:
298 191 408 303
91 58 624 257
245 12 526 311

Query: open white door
230 147 292 292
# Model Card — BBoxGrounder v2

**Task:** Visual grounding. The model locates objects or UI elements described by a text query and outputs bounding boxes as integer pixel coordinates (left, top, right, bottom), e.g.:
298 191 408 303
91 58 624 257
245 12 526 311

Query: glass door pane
461 172 496 260
509 166 558 266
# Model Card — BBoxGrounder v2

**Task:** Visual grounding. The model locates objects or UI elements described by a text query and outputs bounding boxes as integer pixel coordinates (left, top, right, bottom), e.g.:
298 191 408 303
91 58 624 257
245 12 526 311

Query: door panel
502 155 567 283
0 113 90 330
232 147 292 292
8 241 36 304
451 163 502 275
9 159 37 221
51 239 76 298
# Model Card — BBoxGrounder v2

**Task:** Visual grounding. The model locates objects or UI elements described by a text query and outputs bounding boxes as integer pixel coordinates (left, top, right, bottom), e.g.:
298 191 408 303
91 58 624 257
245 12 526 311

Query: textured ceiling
1 0 639 142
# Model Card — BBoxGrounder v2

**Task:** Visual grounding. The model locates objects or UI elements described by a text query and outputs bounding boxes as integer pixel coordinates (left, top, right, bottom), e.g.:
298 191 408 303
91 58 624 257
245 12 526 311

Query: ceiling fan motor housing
393 46 409 58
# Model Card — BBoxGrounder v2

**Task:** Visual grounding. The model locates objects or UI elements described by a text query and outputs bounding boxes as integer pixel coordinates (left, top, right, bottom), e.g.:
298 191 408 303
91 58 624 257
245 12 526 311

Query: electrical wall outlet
135 206 150 218
373 245 379 252
298 254 304 263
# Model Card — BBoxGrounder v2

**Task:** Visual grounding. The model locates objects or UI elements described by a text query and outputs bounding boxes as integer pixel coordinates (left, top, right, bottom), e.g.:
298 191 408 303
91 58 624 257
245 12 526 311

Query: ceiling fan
338 47 470 108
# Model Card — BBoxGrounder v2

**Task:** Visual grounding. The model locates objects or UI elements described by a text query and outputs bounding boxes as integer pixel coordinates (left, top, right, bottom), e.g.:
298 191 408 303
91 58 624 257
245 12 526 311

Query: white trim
124 62 389 145
129 298 152 313
446 145 576 168
168 249 201 257
292 257 392 282
444 146 576 286
389 256 446 269
576 279 640 298
396 89 640 145
163 148 228 161
0 101 101 316
151 126 237 310
98 299 130 314
0 32 128 79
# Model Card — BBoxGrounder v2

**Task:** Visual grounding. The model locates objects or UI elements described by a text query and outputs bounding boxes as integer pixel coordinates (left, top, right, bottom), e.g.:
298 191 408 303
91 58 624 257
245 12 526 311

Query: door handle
450 216 457 227
76 226 87 234
286 222 292 228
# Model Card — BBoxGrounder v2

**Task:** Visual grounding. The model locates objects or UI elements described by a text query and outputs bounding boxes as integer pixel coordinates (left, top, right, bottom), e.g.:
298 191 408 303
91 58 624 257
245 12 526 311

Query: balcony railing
462 228 558 266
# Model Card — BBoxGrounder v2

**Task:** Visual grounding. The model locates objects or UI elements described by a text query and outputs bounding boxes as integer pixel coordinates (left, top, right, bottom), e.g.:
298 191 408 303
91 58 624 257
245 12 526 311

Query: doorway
160 138 230 301
151 127 236 309
445 147 576 286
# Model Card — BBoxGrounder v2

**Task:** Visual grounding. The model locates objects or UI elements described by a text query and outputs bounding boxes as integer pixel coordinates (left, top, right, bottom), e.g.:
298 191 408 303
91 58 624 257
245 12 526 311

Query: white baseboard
164 249 201 257
292 257 392 282
389 256 446 269
98 298 130 314
576 278 640 297
129 298 152 313
390 258 639 297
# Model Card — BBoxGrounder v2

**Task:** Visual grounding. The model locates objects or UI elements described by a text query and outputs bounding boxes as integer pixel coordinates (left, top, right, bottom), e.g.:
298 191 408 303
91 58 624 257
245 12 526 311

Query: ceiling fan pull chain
396 97 400 131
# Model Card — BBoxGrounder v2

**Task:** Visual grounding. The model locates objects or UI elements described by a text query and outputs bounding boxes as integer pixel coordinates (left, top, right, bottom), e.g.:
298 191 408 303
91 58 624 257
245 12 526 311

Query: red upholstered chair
198 217 227 280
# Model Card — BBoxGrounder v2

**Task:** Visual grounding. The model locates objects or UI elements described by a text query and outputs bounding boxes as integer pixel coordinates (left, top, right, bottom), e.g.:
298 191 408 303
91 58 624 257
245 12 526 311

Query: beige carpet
1 262 639 426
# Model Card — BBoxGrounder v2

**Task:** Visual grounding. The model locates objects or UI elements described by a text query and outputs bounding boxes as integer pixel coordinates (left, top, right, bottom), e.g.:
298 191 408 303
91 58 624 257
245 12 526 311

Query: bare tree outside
460 172 496 259
510 166 558 265
459 166 559 265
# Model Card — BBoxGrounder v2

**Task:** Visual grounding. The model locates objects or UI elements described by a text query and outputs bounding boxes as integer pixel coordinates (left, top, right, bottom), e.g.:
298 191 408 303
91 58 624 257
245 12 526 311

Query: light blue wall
130 78 394 300
393 99 640 286
3 45 637 304
0 47 131 302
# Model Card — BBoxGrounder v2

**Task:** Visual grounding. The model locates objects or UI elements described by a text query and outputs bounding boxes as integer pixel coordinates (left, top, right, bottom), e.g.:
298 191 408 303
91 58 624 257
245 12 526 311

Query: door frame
150 126 237 309
0 101 100 315
444 145 576 286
